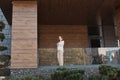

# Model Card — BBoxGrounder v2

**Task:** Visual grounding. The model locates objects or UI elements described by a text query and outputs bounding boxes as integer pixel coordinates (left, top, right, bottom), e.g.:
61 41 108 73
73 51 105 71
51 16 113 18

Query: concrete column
116 8 120 41
97 14 104 47
11 1 38 68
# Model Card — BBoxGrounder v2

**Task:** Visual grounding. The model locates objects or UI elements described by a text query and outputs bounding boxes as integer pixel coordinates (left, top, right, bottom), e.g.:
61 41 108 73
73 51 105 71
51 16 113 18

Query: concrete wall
102 25 116 47
11 1 38 68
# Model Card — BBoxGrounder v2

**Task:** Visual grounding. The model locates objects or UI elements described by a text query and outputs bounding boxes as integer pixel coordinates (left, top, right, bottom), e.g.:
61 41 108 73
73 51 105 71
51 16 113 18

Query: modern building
0 0 120 68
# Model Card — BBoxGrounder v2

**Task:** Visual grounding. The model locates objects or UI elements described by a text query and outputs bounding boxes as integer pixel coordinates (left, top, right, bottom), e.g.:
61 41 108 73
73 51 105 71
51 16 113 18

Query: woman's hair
59 36 63 40
59 35 62 38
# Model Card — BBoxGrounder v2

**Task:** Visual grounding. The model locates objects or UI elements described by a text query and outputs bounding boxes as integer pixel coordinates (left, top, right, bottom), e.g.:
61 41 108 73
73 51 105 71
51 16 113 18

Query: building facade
0 0 120 68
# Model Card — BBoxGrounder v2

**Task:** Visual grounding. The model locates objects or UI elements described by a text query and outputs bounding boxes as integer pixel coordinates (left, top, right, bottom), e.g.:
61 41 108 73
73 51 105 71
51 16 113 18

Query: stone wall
11 66 100 80
11 1 38 68
39 48 90 66
39 25 88 48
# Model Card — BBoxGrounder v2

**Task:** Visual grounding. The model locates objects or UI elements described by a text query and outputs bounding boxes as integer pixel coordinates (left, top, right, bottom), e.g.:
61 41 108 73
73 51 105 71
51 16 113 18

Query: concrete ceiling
0 0 119 25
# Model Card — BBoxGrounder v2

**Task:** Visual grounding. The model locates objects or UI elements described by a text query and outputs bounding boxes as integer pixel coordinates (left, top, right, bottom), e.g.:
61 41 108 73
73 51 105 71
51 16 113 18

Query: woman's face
59 36 62 41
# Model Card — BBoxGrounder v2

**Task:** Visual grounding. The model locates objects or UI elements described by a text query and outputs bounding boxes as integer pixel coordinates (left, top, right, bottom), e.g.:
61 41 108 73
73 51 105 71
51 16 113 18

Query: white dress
57 40 64 52
57 40 64 66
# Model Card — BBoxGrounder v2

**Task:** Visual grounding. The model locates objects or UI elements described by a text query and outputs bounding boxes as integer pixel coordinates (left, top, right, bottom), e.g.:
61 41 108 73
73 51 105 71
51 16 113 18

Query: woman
57 36 64 66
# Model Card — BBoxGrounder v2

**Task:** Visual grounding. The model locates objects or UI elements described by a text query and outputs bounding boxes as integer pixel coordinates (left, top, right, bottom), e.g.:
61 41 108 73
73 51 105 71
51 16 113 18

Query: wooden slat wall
11 1 38 68
38 25 88 48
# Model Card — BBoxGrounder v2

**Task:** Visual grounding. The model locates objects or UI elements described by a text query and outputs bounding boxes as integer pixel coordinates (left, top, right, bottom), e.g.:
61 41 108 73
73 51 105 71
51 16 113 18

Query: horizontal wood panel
11 1 38 68
38 25 88 48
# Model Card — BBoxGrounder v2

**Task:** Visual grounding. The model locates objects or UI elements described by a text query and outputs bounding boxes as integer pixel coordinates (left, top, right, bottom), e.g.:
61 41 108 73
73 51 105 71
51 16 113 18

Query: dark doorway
88 26 102 48
90 39 101 47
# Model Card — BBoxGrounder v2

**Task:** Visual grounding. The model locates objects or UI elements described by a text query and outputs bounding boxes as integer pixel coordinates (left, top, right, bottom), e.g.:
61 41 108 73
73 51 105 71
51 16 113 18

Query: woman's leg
59 51 64 66
57 50 60 65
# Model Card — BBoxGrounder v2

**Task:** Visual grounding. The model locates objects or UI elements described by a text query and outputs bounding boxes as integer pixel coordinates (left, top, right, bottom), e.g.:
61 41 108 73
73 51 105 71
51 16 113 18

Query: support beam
116 7 120 41
11 1 38 68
